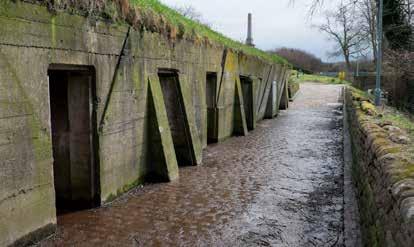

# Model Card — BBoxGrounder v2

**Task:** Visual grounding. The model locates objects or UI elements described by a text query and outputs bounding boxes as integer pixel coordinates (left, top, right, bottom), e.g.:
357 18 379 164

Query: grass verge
349 86 414 141
291 71 348 84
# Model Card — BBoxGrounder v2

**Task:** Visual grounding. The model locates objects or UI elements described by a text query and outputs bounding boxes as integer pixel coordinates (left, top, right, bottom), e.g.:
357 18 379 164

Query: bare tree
317 1 369 72
174 5 202 21
173 5 211 27
357 0 378 63
270 47 324 72
289 0 325 15
401 0 413 24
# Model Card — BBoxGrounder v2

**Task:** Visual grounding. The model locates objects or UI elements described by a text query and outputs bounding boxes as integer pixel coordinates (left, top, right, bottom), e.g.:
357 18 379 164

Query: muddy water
40 83 346 246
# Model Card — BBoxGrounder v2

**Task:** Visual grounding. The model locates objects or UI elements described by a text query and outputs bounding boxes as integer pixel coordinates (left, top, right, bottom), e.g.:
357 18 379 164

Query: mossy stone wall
346 88 414 247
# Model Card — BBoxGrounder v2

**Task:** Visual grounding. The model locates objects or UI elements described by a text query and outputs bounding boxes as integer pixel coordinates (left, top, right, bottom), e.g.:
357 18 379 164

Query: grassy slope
130 0 288 65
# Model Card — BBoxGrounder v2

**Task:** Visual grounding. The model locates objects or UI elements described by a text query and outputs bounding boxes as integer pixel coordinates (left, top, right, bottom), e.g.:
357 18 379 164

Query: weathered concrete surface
37 83 349 246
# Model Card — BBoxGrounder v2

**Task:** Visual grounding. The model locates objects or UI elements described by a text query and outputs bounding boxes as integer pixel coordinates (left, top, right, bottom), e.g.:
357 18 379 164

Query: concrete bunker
0 2 291 246
206 72 218 143
48 65 99 214
158 69 195 166
240 76 254 130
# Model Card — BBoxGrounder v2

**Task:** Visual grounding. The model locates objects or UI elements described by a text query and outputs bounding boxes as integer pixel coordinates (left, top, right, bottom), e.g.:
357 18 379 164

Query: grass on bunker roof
130 0 288 65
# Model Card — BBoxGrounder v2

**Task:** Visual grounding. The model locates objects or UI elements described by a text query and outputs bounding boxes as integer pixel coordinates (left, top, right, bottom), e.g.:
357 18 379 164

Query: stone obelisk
246 13 255 47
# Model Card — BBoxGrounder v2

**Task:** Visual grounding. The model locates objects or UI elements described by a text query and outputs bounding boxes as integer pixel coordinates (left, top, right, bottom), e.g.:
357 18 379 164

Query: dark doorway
158 70 194 166
48 66 99 214
206 72 217 143
240 76 254 130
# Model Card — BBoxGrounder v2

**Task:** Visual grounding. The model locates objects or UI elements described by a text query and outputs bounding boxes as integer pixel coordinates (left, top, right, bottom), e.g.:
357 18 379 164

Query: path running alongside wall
37 83 361 246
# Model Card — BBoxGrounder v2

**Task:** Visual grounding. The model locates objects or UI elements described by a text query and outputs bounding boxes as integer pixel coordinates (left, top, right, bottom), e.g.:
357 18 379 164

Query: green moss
382 146 403 154
106 193 117 202
104 177 145 203
346 86 408 247
395 162 414 180
359 179 385 247
0 50 52 163
121 177 143 193
361 101 377 116
348 86 373 101
51 16 56 48
348 113 386 247
368 225 380 247
132 64 142 91
403 164 414 175
371 137 390 147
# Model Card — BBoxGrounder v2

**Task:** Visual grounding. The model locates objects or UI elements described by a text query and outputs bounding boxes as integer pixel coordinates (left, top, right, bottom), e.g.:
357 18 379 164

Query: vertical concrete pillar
233 78 249 136
176 75 203 165
147 75 179 181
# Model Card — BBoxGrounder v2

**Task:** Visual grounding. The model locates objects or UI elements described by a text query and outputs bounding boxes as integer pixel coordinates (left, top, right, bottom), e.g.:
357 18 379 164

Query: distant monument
246 13 255 47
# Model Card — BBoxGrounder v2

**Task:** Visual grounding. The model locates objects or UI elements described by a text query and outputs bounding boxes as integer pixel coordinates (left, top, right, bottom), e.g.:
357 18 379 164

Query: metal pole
375 0 383 106
356 60 360 77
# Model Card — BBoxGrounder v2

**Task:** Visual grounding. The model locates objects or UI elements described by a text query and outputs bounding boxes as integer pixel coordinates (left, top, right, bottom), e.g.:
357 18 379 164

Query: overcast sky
160 0 341 62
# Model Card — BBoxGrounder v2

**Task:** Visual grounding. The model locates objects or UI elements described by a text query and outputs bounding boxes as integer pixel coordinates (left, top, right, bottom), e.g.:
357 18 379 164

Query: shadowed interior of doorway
240 76 254 131
158 70 195 167
48 65 99 215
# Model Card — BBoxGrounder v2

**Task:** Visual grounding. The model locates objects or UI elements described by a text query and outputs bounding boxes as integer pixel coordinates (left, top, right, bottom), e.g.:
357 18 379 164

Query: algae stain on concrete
0 48 55 246
51 16 56 48
0 50 52 162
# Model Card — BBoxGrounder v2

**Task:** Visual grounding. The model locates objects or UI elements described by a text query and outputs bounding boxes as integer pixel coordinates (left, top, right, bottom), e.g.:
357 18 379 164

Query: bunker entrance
206 72 217 143
158 70 194 166
240 76 254 130
48 66 99 215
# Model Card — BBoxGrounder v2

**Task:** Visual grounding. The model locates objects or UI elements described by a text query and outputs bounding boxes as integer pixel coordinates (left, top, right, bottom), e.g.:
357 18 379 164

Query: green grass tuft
381 112 414 134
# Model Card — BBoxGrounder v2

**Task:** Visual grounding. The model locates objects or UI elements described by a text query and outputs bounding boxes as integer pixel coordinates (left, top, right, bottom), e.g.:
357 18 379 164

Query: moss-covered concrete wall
0 1 289 245
346 88 414 247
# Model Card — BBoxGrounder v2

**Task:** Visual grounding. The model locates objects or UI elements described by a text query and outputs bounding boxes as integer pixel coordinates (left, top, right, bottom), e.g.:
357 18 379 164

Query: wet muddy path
40 83 348 246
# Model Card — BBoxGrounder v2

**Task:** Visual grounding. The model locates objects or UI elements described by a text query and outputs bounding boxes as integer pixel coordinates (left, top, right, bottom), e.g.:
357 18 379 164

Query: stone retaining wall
346 87 414 246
